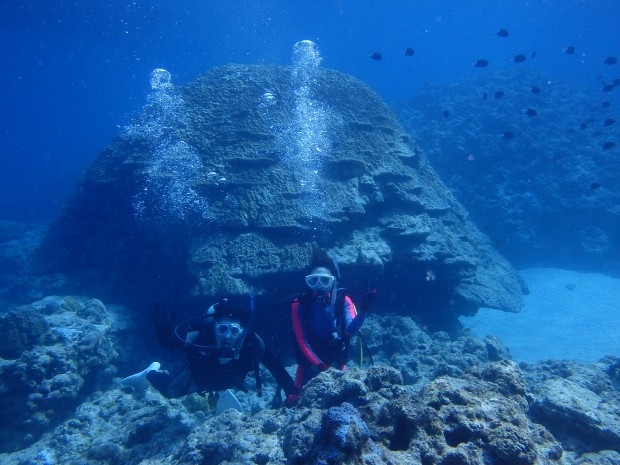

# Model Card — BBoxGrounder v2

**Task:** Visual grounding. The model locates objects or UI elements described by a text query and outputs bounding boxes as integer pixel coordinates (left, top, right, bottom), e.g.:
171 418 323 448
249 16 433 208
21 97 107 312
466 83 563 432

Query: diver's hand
284 394 300 407
360 288 378 312
151 300 177 331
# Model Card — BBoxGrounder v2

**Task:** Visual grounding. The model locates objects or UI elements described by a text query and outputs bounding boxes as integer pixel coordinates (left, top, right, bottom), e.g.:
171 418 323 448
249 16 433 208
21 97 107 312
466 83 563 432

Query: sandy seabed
460 268 620 363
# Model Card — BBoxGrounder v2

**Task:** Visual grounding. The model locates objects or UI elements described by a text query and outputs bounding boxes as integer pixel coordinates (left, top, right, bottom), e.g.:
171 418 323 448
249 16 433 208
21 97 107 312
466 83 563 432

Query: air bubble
292 40 322 73
127 69 210 226
274 40 340 224
150 69 173 91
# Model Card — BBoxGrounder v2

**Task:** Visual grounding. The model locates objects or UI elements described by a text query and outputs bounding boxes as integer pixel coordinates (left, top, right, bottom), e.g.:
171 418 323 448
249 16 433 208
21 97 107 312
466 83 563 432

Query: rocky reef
396 69 620 273
2 295 619 465
0 296 123 451
33 59 524 335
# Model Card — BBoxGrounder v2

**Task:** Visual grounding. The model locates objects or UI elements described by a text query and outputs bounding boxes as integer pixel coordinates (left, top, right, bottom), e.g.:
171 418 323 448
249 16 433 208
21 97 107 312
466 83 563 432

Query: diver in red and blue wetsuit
291 261 376 389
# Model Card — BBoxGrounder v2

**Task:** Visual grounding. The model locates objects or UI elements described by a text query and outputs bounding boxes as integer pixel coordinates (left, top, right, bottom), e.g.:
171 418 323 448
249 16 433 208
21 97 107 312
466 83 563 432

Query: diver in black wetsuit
121 299 300 405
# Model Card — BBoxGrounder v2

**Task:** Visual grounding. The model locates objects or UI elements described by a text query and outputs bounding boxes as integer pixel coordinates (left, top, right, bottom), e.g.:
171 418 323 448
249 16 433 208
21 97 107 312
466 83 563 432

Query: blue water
1 0 619 222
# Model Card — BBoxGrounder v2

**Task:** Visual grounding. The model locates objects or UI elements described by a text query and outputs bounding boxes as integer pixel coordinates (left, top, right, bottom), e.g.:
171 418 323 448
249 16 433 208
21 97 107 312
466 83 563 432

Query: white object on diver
216 389 243 414
120 361 161 390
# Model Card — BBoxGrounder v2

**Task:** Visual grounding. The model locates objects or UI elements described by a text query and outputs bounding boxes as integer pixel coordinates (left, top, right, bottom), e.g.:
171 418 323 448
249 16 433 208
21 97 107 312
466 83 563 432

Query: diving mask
216 322 243 337
305 274 335 290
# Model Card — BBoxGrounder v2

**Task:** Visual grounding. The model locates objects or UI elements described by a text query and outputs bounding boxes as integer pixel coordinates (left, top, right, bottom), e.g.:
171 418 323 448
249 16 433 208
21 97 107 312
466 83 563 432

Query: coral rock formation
34 64 524 333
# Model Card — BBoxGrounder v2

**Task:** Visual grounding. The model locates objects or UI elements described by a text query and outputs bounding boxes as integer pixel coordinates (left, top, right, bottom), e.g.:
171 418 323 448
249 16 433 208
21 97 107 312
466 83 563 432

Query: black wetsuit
148 317 298 398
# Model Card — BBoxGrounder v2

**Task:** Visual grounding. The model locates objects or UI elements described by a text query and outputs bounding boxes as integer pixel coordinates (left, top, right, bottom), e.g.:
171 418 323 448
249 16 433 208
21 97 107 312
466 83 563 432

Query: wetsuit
291 289 366 388
148 317 298 398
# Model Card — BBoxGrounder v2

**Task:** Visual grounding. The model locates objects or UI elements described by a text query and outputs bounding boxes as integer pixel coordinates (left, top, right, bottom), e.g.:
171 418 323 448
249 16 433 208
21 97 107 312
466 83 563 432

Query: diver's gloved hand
360 288 378 312
151 300 177 334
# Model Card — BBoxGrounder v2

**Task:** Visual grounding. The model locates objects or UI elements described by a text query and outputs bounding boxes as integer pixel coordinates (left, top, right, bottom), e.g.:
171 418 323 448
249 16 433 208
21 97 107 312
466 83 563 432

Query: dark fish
590 182 601 190
579 122 588 130
514 53 527 63
564 46 575 54
370 52 383 61
497 28 509 37
502 131 514 139
525 108 537 117
474 58 489 67
404 48 415 56
604 56 618 65
531 86 541 94
603 84 614 92
483 92 488 100
613 78 620 87
494 90 505 99
602 141 615 150
602 101 611 108
604 118 615 126
443 110 450 119
531 51 537 59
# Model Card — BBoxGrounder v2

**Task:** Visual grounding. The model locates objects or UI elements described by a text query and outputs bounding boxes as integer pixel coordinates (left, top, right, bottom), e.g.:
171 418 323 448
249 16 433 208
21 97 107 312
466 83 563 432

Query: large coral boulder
34 59 523 331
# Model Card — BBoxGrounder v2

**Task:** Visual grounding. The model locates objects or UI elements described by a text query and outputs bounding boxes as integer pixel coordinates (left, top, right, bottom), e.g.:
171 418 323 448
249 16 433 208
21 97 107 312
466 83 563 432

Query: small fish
590 182 601 190
370 52 383 61
531 51 537 59
604 118 615 126
483 92 488 100
474 58 489 67
602 141 615 150
602 101 611 108
613 78 620 87
602 84 614 92
513 53 527 63
579 122 588 130
443 110 450 119
531 86 541 94
404 48 415 56
494 90 505 99
502 131 514 139
604 56 618 65
525 108 537 117
564 46 576 54
496 28 509 37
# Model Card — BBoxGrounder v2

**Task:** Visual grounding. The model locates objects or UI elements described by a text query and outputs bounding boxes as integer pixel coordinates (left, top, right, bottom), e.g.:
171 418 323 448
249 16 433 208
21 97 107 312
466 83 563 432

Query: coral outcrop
0 296 120 452
523 357 620 459
34 63 523 333
3 296 620 464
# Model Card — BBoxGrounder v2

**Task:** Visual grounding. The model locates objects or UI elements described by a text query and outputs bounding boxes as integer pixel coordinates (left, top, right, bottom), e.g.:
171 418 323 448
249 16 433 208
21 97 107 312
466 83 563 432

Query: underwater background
2 1 620 464
2 0 619 223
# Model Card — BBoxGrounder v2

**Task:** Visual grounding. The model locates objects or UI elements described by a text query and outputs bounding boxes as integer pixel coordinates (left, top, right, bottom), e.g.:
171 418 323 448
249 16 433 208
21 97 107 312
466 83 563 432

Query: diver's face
305 266 335 293
215 317 244 347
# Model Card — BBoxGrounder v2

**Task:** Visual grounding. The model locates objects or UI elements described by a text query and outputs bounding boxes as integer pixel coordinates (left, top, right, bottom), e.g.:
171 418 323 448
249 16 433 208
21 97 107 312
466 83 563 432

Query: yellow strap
359 336 364 367
353 303 363 366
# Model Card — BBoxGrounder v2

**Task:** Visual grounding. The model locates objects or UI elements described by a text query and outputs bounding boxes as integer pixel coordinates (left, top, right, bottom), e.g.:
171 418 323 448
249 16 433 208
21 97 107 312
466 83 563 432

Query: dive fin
120 361 161 390
216 389 243 414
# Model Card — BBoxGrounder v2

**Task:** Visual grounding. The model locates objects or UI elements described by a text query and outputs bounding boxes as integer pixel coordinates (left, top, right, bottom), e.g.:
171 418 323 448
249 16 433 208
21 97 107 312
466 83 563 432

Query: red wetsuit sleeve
344 295 366 338
292 300 323 367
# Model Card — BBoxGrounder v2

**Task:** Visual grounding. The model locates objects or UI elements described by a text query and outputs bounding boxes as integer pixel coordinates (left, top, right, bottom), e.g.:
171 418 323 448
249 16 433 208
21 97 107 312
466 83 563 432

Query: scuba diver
121 297 300 406
291 255 376 389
